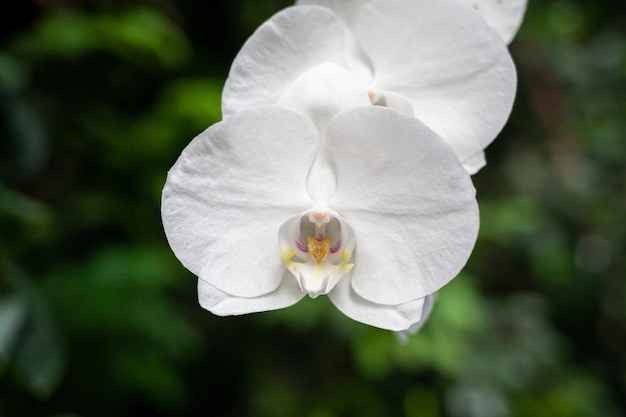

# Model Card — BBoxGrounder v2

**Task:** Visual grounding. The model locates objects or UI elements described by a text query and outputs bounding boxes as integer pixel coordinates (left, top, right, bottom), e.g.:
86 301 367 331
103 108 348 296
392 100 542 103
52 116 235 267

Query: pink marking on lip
330 240 341 253
296 239 308 252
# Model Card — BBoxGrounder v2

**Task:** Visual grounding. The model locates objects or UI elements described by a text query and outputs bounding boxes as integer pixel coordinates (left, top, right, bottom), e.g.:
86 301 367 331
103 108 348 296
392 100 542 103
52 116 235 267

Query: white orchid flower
162 75 479 330
458 0 527 44
296 0 527 45
222 0 517 174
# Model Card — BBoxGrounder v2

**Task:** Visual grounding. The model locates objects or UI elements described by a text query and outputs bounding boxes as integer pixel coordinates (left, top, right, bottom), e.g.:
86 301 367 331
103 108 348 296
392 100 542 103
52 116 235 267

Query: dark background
1 0 624 416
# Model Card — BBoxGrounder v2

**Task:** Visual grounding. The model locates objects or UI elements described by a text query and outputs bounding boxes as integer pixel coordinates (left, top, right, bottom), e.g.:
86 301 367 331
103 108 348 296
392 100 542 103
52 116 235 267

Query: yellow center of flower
307 236 332 262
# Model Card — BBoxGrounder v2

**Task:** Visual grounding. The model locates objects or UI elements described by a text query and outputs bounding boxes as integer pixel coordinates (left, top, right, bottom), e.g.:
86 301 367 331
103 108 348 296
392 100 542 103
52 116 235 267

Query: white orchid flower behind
162 70 479 331
222 0 517 174
296 0 527 45
459 0 527 44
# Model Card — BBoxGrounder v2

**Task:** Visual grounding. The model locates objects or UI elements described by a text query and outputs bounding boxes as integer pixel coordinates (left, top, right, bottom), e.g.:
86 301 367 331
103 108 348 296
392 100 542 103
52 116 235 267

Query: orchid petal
356 0 517 167
299 0 527 45
198 272 305 316
295 0 371 29
162 106 318 297
222 6 371 118
277 63 371 135
463 150 487 175
328 277 425 331
395 293 436 342
459 0 527 44
329 106 479 305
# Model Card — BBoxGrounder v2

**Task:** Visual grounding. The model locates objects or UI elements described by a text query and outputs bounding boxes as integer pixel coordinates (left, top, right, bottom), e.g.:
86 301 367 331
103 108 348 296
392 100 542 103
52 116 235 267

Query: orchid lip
278 206 356 298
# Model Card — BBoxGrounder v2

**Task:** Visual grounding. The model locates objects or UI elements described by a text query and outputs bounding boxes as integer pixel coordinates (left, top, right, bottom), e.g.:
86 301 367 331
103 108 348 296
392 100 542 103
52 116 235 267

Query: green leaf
0 295 28 374
0 182 51 226
0 267 66 398
14 7 191 70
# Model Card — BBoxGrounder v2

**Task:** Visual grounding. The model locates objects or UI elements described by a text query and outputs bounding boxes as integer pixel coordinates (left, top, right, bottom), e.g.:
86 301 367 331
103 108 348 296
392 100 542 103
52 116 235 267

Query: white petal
463 150 487 175
458 0 528 44
298 0 527 45
162 106 318 297
328 106 479 305
198 272 305 316
328 276 425 331
222 6 371 118
356 0 517 166
395 293 436 342
296 0 371 29
277 62 371 135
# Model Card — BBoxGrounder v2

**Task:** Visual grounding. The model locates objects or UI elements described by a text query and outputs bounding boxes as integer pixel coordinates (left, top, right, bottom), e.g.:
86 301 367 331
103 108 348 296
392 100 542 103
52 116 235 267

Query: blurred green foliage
0 0 624 416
